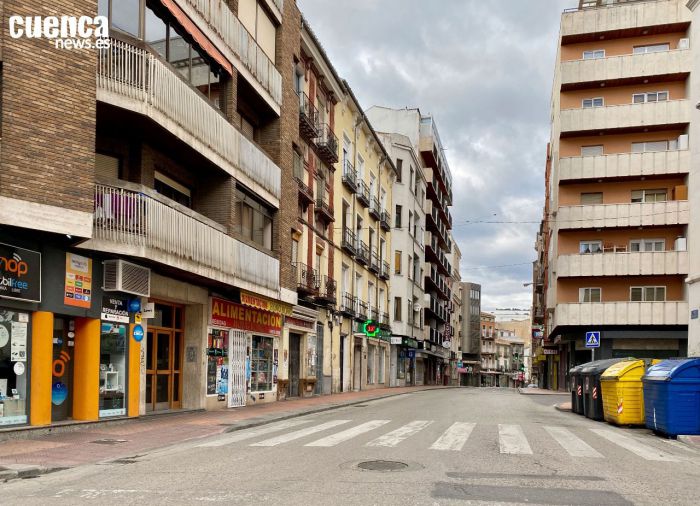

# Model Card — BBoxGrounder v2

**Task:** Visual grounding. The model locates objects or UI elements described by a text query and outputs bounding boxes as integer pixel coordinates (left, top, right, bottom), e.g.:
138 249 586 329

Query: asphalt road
3 388 700 505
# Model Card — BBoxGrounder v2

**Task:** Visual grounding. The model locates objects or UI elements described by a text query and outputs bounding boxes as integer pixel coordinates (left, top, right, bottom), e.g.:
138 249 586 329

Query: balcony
299 92 320 142
356 241 370 266
561 50 691 90
557 250 688 277
316 124 339 165
97 39 280 205
342 228 357 256
294 262 320 297
369 197 381 220
560 100 690 136
341 293 356 317
425 234 451 277
380 312 390 329
315 190 334 223
554 301 688 327
369 251 380 274
370 307 380 323
316 275 337 306
561 0 691 42
356 181 370 207
419 118 453 200
429 327 444 344
380 261 390 281
557 200 689 229
427 296 447 322
89 182 279 296
427 205 449 248
380 210 391 231
559 149 689 182
293 156 314 206
356 300 369 321
342 160 358 192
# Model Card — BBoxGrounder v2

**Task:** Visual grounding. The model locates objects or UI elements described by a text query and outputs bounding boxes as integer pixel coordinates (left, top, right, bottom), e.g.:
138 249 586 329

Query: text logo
8 15 110 50
0 253 28 278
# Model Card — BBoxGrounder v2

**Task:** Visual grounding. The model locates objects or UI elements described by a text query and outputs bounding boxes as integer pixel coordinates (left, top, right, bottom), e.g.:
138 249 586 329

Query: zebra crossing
197 418 693 462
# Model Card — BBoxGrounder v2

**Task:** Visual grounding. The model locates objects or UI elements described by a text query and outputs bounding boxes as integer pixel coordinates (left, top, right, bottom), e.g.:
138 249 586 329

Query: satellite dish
413 303 422 312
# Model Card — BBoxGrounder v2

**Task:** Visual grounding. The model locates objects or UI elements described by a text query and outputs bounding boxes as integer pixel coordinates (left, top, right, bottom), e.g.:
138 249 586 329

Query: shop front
281 307 317 399
390 336 417 387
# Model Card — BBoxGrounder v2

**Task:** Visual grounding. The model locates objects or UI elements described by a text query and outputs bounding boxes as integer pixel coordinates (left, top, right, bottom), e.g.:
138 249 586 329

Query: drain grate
91 439 128 445
357 460 408 472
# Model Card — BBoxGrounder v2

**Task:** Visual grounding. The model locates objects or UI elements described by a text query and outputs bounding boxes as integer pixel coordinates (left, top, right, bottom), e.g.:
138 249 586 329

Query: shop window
99 323 127 417
397 350 405 380
206 328 229 396
367 345 375 384
0 309 29 426
251 335 273 392
378 348 385 384
236 188 273 250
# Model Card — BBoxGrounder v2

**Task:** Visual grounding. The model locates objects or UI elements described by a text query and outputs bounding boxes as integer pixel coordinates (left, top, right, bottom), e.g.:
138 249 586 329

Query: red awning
160 0 233 75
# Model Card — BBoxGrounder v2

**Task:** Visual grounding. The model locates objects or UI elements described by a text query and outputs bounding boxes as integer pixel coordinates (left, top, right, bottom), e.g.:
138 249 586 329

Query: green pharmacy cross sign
363 320 380 338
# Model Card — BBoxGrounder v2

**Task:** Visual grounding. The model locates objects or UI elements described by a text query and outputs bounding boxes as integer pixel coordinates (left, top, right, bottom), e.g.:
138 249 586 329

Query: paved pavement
2 388 699 505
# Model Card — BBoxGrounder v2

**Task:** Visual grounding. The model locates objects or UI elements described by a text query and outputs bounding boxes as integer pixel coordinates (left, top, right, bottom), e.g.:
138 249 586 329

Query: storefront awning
240 290 293 316
160 0 233 75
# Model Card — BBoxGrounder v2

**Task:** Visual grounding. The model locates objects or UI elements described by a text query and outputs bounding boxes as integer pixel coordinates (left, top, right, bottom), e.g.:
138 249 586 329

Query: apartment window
581 145 603 157
582 98 604 108
407 255 412 280
630 286 666 302
409 168 414 194
580 241 602 254
579 288 601 303
633 91 668 104
378 349 385 384
631 189 667 203
341 264 349 294
394 251 402 275
95 153 121 180
394 297 402 321
235 188 273 250
630 239 664 252
633 44 670 54
293 63 303 94
580 192 603 205
154 171 191 208
582 49 605 59
396 159 403 182
631 140 674 153
395 205 402 228
408 212 413 237
291 238 299 264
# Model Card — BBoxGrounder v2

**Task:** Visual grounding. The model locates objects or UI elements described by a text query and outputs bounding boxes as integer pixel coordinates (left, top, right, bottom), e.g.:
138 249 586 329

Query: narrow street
2 389 699 505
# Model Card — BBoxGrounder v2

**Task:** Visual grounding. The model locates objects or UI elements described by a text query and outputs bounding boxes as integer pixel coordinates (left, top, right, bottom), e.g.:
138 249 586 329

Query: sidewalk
0 386 442 471
517 387 568 396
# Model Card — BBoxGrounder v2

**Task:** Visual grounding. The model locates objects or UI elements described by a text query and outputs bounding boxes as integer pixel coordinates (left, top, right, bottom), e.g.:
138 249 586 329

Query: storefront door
52 317 74 422
339 335 345 392
146 329 182 411
288 333 301 397
315 324 324 395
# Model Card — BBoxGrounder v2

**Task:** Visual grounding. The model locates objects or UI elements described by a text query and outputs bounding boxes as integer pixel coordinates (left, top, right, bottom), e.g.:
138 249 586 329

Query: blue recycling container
642 358 700 436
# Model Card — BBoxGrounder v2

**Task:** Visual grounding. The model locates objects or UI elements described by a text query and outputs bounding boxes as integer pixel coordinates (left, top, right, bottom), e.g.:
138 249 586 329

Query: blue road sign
585 331 600 348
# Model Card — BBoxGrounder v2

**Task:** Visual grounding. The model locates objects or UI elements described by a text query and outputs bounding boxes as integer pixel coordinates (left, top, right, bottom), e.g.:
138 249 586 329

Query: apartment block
480 312 497 386
460 281 482 386
534 0 691 391
367 107 455 386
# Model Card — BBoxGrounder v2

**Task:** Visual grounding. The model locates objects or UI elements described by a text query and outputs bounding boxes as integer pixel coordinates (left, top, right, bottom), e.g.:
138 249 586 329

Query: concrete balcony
557 250 688 277
561 49 691 89
560 100 690 135
561 0 691 41
97 39 280 207
557 200 689 229
559 149 689 181
84 182 280 298
554 301 688 327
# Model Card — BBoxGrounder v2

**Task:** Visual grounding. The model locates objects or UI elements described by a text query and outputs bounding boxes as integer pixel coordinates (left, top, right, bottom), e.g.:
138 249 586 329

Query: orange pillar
30 312 53 426
128 324 141 417
72 318 100 421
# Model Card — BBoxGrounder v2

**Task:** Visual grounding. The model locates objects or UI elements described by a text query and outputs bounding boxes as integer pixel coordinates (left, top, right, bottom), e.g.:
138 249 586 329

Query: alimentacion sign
211 297 282 336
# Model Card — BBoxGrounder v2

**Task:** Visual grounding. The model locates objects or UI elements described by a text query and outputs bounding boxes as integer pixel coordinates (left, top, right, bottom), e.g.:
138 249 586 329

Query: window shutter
95 153 119 180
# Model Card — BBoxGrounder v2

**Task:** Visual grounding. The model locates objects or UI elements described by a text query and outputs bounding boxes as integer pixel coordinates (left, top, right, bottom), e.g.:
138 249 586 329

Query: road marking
498 424 532 455
430 422 476 451
197 419 315 447
251 420 351 447
366 420 433 447
305 420 391 447
590 428 679 462
544 426 603 458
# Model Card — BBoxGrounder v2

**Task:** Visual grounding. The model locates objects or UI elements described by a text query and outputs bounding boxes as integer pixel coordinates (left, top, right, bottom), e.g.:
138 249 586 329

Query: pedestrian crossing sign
585 331 600 348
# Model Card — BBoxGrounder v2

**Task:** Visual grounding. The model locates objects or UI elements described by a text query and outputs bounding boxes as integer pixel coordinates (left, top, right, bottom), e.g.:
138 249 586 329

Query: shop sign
101 296 129 323
390 336 402 345
64 252 92 308
403 337 418 349
407 350 415 359
543 348 558 355
285 315 314 329
442 340 451 349
0 242 41 303
142 302 155 319
211 298 282 336
240 290 293 316
132 325 144 342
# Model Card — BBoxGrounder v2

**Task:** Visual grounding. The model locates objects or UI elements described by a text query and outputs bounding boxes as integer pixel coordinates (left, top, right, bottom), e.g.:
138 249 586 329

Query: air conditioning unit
678 134 689 151
679 38 690 50
103 260 151 297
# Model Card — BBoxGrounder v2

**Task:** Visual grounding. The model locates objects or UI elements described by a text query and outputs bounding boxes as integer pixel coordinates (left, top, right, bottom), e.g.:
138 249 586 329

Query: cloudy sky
298 0 575 311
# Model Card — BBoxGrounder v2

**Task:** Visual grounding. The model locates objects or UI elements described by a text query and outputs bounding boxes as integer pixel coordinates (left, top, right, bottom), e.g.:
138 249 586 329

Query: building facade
447 242 465 385
366 107 455 385
459 282 481 386
480 312 497 386
534 0 692 391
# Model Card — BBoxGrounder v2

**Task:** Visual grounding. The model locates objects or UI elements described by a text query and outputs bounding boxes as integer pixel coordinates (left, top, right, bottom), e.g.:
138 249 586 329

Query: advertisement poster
101 296 129 323
0 242 41 303
10 321 27 362
64 253 93 308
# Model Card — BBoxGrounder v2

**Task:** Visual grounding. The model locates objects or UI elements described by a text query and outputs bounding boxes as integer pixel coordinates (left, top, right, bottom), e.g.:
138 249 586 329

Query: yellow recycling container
600 359 647 426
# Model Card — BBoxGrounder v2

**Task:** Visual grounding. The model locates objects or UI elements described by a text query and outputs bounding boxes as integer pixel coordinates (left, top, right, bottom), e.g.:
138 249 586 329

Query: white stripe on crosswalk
430 422 476 451
366 420 433 448
305 420 391 447
590 428 679 462
198 419 315 448
544 426 603 458
251 420 351 447
498 424 532 455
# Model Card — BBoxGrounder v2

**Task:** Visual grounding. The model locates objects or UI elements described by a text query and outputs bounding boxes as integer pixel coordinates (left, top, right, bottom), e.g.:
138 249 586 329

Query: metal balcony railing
356 180 370 207
316 123 339 164
299 92 320 141
369 251 380 273
342 160 357 192
356 241 370 265
294 262 320 295
317 275 337 304
341 293 356 315
369 197 381 220
380 260 390 280
342 228 356 255
380 210 391 231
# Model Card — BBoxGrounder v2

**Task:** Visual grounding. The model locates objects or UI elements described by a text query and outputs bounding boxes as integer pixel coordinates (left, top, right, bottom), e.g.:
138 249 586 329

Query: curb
554 403 572 412
0 464 66 483
677 434 700 449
